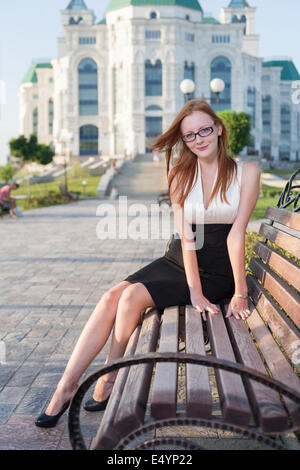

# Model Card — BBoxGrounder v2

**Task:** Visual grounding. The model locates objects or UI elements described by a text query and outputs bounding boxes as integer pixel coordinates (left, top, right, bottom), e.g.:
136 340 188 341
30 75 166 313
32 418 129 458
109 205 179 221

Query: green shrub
20 191 71 210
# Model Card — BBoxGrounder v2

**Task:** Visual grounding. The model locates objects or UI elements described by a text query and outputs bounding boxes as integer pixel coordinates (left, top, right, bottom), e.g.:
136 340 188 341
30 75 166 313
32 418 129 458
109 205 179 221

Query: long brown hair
149 99 237 208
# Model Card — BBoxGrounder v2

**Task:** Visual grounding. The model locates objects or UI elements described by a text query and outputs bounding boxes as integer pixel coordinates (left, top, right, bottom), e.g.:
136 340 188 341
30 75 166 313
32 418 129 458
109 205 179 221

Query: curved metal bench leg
68 353 300 450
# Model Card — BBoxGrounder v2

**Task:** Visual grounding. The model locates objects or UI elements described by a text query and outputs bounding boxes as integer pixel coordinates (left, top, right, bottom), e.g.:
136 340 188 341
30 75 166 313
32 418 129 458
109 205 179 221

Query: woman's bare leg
45 281 131 415
93 282 156 401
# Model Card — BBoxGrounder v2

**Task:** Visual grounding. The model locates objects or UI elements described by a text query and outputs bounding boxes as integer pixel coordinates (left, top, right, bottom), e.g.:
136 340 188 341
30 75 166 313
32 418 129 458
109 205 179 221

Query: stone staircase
108 153 168 200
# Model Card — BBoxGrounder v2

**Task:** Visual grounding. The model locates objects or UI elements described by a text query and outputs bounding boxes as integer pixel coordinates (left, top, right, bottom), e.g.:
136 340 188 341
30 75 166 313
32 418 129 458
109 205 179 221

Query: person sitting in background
110 159 121 174
0 182 20 218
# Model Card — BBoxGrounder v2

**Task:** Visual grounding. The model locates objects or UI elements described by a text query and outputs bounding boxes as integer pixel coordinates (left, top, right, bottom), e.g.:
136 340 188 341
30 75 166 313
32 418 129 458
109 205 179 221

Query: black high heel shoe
83 395 111 412
35 400 70 428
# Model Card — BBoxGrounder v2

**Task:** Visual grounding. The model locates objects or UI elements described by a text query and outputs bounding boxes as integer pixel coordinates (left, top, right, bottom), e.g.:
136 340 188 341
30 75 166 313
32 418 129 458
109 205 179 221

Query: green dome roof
263 60 300 81
22 62 53 84
228 0 250 7
106 0 203 13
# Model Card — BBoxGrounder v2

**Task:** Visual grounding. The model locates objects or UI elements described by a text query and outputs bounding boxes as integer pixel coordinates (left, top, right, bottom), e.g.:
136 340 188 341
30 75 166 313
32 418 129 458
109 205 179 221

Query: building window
146 116 162 153
261 139 271 159
280 104 291 139
212 35 230 43
145 30 161 40
247 87 256 128
210 56 231 111
232 14 246 35
79 37 96 45
184 61 195 98
145 59 162 96
80 125 98 155
262 95 271 134
49 99 54 135
185 33 194 42
262 75 270 81
279 144 290 161
146 105 162 111
33 108 38 136
247 135 255 155
150 11 157 19
78 58 98 116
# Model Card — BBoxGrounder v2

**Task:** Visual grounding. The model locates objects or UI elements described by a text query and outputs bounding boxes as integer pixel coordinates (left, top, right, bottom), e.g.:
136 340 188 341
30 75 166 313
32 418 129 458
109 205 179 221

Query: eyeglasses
181 124 216 143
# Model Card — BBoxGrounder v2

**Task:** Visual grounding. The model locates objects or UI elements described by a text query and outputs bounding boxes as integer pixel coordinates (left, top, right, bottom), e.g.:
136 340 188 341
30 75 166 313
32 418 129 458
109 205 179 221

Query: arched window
184 61 195 99
78 58 98 116
247 87 256 128
262 95 271 134
33 108 38 136
232 14 246 34
150 11 157 19
80 125 98 155
49 99 54 135
145 59 162 96
210 56 231 111
280 104 291 139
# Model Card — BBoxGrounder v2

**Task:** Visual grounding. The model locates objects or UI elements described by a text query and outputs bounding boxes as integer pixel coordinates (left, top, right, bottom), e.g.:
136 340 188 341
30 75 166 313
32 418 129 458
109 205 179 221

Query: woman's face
180 110 222 161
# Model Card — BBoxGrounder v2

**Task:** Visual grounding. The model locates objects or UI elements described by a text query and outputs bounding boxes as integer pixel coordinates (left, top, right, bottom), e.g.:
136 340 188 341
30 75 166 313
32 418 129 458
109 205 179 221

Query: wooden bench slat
253 241 300 292
247 307 300 427
259 223 300 259
247 274 300 373
151 306 179 419
114 309 161 434
206 312 252 425
249 258 300 329
91 324 141 450
185 305 212 418
265 206 300 232
225 304 289 432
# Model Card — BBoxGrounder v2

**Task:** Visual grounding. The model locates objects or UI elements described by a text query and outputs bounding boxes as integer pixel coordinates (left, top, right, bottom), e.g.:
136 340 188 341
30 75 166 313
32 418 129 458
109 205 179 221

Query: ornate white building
19 0 300 162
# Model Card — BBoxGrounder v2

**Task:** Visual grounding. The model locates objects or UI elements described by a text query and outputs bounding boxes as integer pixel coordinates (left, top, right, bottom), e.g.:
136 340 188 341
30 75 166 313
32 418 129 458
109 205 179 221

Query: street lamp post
179 78 225 105
180 79 196 103
209 78 225 104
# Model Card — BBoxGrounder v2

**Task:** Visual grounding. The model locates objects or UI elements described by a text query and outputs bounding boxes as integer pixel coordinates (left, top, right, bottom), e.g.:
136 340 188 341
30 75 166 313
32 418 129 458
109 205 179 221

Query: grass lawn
13 174 101 211
15 175 100 198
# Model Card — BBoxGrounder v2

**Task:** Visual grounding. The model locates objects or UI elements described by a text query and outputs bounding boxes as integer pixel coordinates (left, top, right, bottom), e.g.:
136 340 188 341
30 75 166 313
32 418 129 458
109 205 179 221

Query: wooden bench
0 202 10 217
68 170 300 451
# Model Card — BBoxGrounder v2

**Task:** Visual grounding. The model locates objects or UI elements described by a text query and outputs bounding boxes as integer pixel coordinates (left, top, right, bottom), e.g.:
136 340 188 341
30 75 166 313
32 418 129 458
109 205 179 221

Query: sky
0 0 299 165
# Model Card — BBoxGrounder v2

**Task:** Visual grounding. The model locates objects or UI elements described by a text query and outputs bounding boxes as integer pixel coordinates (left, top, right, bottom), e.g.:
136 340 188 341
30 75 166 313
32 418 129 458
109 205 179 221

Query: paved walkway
0 158 299 450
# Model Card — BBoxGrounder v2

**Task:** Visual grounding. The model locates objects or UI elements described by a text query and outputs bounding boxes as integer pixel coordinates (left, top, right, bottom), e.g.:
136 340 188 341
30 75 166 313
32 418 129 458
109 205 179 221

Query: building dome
106 0 203 13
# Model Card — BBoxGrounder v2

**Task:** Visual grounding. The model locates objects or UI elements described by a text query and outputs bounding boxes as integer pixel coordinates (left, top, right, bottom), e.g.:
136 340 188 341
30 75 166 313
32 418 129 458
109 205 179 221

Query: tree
0 162 18 183
9 134 55 197
217 110 251 157
9 134 54 165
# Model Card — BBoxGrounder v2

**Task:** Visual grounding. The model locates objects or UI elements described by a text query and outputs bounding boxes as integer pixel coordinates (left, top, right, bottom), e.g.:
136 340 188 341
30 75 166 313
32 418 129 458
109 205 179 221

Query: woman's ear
217 125 223 137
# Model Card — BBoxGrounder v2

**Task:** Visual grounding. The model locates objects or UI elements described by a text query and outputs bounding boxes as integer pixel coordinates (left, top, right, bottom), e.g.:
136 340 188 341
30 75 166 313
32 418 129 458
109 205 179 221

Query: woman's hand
225 296 251 320
190 289 221 320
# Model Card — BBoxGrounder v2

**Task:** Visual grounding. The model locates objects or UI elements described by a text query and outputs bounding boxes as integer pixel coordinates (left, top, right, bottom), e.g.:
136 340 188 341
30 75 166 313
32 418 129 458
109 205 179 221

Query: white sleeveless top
178 159 244 227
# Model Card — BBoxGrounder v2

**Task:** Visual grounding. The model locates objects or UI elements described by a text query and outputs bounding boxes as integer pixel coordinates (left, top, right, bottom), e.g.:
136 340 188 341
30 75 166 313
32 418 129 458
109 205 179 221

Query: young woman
35 99 261 427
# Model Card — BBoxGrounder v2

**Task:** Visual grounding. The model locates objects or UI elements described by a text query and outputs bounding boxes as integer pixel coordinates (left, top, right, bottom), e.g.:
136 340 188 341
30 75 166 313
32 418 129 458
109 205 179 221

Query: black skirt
123 224 235 311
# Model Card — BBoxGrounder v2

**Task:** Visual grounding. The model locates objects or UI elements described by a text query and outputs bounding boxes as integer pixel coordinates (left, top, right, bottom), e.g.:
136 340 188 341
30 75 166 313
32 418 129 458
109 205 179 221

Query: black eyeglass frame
181 124 216 143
